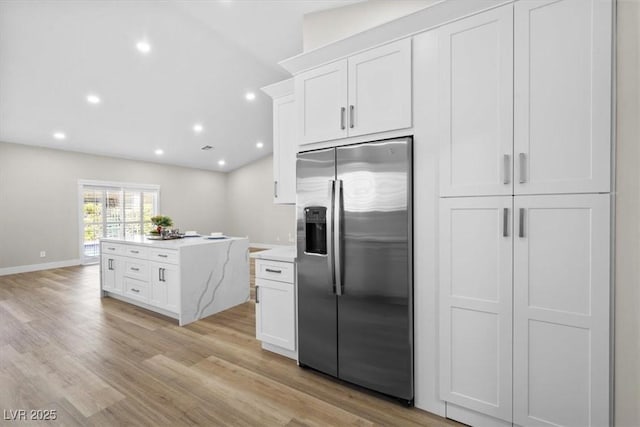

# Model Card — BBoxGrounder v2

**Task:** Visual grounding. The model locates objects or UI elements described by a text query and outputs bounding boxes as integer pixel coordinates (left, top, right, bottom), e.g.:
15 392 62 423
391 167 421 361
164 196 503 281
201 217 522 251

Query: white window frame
78 179 160 265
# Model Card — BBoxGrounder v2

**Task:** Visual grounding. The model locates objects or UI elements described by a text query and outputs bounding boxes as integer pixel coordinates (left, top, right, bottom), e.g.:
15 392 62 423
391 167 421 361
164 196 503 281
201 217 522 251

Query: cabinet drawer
149 248 179 264
256 259 294 283
124 245 148 259
124 259 149 281
124 277 149 302
102 242 124 255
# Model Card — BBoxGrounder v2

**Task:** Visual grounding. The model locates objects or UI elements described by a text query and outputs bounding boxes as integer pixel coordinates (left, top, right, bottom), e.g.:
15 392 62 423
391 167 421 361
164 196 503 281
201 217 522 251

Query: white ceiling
0 0 361 171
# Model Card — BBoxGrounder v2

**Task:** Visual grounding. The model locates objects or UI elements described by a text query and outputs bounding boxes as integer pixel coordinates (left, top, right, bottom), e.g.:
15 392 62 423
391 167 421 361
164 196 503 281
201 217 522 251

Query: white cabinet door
102 255 123 294
439 4 513 197
296 61 348 145
150 262 179 313
439 196 513 422
347 38 412 137
255 278 295 351
513 194 610 427
514 0 612 195
273 94 296 204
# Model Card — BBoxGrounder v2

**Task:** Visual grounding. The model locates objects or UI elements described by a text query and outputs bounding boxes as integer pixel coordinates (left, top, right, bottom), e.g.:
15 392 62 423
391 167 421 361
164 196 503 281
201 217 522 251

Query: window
79 180 159 264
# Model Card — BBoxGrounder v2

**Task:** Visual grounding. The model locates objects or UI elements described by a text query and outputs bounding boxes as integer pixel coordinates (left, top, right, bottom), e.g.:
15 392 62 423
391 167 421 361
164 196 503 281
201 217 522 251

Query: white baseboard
0 259 81 276
250 242 295 249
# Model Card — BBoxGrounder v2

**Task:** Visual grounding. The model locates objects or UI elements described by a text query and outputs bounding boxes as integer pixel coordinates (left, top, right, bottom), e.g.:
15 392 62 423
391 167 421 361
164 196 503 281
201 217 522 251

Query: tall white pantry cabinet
438 1 612 427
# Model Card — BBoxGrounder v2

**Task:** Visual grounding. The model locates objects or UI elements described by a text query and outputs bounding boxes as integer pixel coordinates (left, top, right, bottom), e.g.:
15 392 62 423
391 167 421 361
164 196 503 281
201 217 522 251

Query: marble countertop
101 236 246 249
251 245 296 262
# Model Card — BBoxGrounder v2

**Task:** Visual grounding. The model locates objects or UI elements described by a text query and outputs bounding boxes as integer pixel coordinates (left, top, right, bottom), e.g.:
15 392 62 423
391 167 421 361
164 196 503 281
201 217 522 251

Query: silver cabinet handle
158 254 168 258
131 267 140 271
255 286 260 303
131 288 140 293
503 208 509 237
158 268 162 281
340 107 346 130
519 208 525 238
265 268 282 274
274 181 278 198
107 247 115 251
108 259 113 270
161 268 166 282
503 154 511 184
519 153 527 184
327 180 335 290
349 105 355 129
334 179 343 296
130 250 139 254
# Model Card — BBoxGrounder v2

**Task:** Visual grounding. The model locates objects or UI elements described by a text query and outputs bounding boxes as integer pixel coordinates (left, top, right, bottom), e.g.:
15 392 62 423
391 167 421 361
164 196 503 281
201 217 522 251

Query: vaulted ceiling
0 0 361 171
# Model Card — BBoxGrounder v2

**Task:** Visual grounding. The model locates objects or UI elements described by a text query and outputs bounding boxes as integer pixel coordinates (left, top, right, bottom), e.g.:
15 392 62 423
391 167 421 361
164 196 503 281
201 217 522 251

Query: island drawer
124 258 149 281
123 245 149 259
124 277 149 302
102 242 124 255
256 259 295 283
149 248 179 264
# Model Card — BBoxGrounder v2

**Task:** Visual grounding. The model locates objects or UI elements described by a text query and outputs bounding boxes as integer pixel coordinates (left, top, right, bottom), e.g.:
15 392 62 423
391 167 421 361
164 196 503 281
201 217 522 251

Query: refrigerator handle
334 179 343 296
327 180 336 290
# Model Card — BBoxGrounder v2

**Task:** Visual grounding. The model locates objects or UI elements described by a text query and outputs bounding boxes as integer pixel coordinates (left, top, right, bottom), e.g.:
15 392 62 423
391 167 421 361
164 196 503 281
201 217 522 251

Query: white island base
100 236 249 325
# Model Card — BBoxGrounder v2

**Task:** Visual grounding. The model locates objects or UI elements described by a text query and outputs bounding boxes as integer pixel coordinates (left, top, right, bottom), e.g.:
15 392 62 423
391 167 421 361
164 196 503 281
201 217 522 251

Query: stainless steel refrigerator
296 137 413 404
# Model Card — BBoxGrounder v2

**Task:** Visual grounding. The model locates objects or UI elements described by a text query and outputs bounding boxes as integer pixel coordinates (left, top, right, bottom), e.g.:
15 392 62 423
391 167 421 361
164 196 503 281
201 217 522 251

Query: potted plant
150 215 173 235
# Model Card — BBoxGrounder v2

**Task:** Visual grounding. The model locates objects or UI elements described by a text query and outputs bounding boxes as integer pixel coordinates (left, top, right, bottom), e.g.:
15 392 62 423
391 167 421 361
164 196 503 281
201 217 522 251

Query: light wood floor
0 257 458 426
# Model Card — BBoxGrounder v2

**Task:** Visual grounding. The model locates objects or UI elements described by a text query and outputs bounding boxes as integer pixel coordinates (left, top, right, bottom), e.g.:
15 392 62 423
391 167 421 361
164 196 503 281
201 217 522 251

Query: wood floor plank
0 263 459 426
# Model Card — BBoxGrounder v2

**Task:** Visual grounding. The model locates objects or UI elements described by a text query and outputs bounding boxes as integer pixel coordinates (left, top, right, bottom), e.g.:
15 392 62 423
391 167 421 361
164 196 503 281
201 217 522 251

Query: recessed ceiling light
86 94 101 105
218 159 226 166
154 149 164 155
256 141 264 148
245 92 256 101
193 123 204 133
53 132 66 140
136 40 151 54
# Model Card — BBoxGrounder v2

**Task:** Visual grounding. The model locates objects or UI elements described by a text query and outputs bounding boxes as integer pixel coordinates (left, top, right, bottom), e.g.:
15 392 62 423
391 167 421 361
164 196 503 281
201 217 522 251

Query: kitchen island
100 236 249 325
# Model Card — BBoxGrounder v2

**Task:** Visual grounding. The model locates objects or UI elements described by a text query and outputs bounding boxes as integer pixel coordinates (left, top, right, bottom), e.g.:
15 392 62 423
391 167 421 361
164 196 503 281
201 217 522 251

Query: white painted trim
261 78 294 99
0 259 81 276
279 0 513 75
249 243 292 249
78 179 160 191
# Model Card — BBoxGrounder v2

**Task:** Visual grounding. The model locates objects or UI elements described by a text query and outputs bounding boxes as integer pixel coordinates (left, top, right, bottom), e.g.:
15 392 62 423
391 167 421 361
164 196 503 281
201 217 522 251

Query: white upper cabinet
439 196 513 422
514 0 612 194
513 194 610 427
439 5 514 197
262 79 297 205
273 94 297 204
296 39 412 145
347 38 412 137
296 61 348 144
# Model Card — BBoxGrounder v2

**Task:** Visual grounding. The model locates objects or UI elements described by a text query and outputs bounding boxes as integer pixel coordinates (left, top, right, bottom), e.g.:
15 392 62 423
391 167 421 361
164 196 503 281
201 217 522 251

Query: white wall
303 0 438 51
0 141 228 270
226 154 296 246
615 1 640 425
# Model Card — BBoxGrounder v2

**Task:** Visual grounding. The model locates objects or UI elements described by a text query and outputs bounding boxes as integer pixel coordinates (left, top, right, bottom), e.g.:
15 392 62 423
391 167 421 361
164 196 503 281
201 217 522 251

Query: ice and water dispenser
304 207 327 255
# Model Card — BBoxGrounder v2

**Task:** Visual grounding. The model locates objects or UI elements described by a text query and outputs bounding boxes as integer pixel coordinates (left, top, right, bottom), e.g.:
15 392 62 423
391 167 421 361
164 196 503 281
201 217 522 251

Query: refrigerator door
296 148 338 377
336 138 413 401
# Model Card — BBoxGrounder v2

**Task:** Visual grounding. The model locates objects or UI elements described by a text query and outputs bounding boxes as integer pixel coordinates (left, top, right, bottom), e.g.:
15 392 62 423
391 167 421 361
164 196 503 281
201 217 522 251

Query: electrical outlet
39 251 46 258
